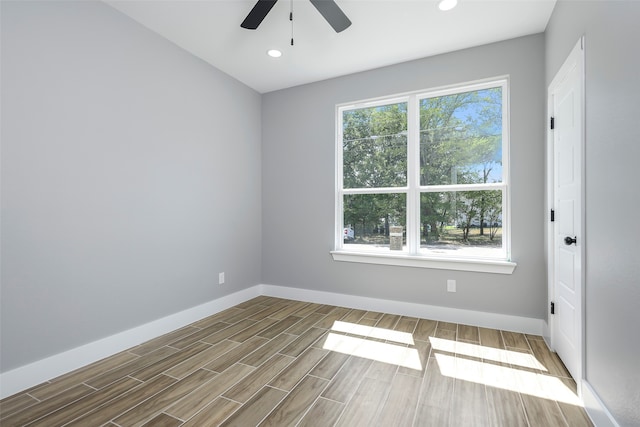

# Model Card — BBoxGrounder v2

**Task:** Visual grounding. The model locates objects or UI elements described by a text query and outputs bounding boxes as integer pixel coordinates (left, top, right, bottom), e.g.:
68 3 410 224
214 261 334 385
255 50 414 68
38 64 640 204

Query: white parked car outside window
343 226 354 241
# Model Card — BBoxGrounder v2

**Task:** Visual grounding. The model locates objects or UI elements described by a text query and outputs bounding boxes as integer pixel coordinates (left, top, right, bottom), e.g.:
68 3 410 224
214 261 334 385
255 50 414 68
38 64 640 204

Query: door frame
546 36 586 388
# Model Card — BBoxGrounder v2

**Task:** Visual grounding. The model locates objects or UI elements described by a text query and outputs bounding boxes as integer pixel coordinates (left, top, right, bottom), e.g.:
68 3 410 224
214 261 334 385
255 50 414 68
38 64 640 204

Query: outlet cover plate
447 279 456 292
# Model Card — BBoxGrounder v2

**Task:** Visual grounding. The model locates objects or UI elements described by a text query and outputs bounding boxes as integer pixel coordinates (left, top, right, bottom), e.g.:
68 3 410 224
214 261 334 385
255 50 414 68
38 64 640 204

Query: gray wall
262 35 546 319
546 2 640 425
0 1 262 372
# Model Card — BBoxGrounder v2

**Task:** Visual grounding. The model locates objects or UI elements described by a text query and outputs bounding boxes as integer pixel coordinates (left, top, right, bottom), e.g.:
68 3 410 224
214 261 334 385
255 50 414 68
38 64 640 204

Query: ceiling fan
241 0 352 33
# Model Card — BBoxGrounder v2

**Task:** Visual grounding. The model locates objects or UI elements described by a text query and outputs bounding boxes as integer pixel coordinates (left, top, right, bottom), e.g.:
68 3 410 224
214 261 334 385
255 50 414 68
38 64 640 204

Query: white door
548 37 584 383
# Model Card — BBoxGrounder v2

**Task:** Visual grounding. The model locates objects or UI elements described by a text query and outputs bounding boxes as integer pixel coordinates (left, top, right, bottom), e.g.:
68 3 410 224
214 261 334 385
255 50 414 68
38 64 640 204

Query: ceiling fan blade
241 0 278 30
309 0 352 33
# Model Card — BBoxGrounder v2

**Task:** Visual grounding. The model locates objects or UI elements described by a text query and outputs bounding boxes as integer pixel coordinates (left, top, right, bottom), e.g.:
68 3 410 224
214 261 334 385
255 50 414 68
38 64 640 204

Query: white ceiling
105 0 556 93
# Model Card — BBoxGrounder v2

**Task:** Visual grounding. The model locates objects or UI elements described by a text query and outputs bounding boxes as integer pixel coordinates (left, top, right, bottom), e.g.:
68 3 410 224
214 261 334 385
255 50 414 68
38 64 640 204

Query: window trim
334 77 516 274
330 250 517 274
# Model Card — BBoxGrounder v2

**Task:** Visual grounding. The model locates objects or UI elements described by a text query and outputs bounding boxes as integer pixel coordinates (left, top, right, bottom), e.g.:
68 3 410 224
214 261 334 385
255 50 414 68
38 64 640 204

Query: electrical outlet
218 272 225 285
447 279 456 292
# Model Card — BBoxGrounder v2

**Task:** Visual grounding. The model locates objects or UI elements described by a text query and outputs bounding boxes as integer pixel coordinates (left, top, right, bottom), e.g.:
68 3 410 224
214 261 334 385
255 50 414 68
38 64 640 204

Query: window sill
330 250 517 274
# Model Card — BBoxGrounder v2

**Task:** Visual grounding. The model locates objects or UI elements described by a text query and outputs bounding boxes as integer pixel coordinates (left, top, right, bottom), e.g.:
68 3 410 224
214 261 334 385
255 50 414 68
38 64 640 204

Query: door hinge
550 117 555 130
550 209 555 222
550 301 555 315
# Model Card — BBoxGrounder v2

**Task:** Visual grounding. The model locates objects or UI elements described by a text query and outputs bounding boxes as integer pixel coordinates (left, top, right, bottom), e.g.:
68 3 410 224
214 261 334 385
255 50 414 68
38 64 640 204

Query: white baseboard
1 283 545 399
582 380 619 427
0 286 260 399
260 284 544 335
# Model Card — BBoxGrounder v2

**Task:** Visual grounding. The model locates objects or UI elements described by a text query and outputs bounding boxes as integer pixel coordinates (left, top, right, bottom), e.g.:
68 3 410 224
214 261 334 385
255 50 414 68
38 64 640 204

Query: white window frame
331 77 516 274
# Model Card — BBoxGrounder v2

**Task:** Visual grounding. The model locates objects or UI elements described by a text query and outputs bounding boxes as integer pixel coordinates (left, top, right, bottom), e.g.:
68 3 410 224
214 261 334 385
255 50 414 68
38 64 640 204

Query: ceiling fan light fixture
267 49 282 58
438 0 458 11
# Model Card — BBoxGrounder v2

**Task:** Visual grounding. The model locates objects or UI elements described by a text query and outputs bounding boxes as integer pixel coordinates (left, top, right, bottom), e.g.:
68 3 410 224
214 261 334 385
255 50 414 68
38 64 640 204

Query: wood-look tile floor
0 296 593 427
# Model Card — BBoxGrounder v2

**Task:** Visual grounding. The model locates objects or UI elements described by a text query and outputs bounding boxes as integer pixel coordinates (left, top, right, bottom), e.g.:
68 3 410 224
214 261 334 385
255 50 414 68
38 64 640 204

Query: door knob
564 236 577 245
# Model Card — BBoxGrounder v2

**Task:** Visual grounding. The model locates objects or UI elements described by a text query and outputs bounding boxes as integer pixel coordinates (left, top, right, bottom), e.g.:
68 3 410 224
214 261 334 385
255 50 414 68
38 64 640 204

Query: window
333 78 515 274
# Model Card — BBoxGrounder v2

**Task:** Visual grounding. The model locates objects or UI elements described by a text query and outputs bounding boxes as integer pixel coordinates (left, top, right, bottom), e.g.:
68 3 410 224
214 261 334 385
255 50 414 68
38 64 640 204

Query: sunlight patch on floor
330 320 415 345
429 336 547 371
433 351 581 405
322 332 422 370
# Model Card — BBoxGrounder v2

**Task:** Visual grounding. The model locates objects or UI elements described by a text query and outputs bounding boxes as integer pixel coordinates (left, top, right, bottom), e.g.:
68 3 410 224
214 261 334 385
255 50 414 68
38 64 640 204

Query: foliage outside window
336 79 510 263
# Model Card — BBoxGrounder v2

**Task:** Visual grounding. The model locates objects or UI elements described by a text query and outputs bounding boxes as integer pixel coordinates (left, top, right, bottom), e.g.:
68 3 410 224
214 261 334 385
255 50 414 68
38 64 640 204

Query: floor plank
397 339 430 378
86 345 178 389
140 412 183 427
130 327 200 356
200 319 257 345
479 326 505 349
394 316 418 334
180 397 239 426
257 315 303 340
376 373 422 427
280 327 326 357
321 356 372 403
65 375 176 427
521 393 568 426
169 321 233 349
219 386 286 427
269 301 312 320
486 386 529 427
204 336 269 372
528 337 572 377
309 351 350 380
458 324 480 343
314 307 351 329
297 397 344 427
240 333 297 367
0 392 38 419
285 312 327 335
165 339 239 379
29 350 140 400
336 376 389 427
130 342 211 382
365 360 398 382
28 377 142 427
450 377 489 426
449 351 490 426
114 369 217 426
269 347 328 391
502 330 530 350
164 363 254 420
558 401 595 427
222 354 294 403
247 302 292 321
375 313 400 329
227 317 279 342
413 318 437 341
0 383 95 426
259 375 328 426
414 356 454 426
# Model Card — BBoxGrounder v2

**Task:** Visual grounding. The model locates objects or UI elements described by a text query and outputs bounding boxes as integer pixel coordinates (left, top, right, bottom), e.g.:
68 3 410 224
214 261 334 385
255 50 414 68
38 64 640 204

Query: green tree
419 88 502 241
455 192 480 242
343 103 407 189
343 102 407 242
344 194 405 243
483 191 502 241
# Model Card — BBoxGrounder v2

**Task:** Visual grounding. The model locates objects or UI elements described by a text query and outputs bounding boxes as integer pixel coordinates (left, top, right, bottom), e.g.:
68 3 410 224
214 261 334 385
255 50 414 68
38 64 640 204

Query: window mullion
336 106 345 250
502 80 511 261
406 95 420 255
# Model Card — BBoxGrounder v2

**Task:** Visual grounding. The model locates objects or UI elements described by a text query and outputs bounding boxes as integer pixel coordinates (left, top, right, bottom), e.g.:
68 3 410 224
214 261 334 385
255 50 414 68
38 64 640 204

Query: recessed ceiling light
267 49 282 58
438 0 458 11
